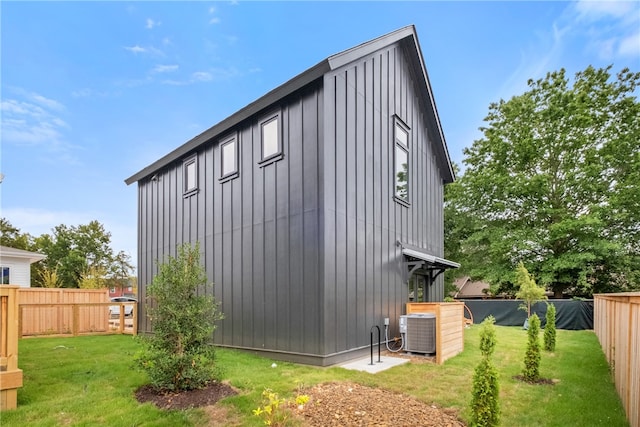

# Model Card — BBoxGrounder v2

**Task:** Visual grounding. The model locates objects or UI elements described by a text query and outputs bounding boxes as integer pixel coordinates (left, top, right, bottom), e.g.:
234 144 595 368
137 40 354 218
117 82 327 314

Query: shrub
253 388 310 426
515 262 546 317
523 313 541 382
136 242 224 391
471 316 500 427
479 315 497 358
544 303 557 352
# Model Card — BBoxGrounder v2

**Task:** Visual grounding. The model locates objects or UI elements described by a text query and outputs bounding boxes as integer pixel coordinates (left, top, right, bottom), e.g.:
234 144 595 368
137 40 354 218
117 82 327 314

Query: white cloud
152 64 179 73
124 45 164 56
575 0 634 21
0 90 79 163
618 31 640 57
124 45 146 54
209 5 221 24
570 0 640 60
146 18 161 29
192 71 213 82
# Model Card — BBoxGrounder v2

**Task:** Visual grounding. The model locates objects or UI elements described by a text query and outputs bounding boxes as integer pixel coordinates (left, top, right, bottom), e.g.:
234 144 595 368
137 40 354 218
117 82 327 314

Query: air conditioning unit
400 313 436 354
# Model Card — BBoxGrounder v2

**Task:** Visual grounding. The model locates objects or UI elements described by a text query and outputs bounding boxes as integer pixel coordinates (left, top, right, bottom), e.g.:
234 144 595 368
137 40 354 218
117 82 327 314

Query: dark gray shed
125 25 459 366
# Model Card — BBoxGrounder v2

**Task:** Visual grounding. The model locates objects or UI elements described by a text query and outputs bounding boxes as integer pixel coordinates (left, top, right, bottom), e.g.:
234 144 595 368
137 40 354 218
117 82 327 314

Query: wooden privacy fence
0 286 22 410
19 288 136 337
406 302 464 364
594 292 640 427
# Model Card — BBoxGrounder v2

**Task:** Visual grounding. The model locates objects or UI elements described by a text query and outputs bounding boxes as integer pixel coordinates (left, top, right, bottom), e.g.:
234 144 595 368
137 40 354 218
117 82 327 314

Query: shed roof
125 25 454 185
0 245 47 264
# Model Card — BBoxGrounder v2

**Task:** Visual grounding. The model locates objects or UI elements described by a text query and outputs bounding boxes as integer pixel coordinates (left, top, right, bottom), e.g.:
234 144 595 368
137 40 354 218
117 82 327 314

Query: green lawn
0 327 628 426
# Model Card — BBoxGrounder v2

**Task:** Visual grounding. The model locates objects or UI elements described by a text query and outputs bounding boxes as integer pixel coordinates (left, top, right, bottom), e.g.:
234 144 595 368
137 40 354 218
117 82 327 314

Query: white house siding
0 257 32 287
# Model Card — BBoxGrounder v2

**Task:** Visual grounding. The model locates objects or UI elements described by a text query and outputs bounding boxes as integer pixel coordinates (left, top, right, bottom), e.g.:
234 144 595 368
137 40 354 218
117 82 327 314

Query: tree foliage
445 66 640 297
35 220 124 288
136 242 224 391
515 262 547 317
523 313 542 382
544 303 557 352
1 218 134 289
471 316 500 427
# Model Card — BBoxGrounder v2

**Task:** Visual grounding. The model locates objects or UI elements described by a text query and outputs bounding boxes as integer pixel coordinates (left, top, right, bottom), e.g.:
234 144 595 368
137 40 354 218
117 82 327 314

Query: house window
219 135 238 181
259 113 283 166
394 118 410 204
183 156 198 195
1 267 9 285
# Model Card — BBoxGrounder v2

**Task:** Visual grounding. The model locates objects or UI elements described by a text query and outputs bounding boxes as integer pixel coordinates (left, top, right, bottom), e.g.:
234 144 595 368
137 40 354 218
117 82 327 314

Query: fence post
72 304 80 336
0 286 23 411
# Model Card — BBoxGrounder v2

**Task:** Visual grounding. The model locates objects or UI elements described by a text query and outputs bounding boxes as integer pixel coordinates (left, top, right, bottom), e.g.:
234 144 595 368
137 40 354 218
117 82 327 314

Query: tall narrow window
1 267 10 285
260 114 282 164
183 156 198 195
220 135 238 181
394 118 410 204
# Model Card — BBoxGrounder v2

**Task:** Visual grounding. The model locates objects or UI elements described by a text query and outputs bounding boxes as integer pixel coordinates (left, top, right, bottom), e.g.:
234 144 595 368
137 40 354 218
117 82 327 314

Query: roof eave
125 59 330 185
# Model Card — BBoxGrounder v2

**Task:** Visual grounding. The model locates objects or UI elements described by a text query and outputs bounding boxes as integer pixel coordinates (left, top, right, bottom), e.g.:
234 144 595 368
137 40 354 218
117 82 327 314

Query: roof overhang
0 246 47 264
125 25 456 186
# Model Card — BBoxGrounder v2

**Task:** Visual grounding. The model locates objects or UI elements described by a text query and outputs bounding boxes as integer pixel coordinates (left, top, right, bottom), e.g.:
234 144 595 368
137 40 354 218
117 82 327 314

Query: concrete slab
339 355 410 374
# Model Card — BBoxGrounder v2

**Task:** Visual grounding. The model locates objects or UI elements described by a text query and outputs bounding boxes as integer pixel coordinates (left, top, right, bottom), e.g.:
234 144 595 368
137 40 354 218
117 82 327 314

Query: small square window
261 116 280 160
184 156 198 195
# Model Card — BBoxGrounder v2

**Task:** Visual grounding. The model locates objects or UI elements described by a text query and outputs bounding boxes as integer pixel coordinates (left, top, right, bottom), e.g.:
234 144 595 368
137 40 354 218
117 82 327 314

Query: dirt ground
136 378 466 426
295 382 466 427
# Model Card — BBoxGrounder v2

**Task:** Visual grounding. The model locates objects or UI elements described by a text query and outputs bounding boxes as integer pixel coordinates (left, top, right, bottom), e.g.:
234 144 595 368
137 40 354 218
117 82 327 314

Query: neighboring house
0 245 46 287
452 276 490 299
125 26 459 366
108 277 137 298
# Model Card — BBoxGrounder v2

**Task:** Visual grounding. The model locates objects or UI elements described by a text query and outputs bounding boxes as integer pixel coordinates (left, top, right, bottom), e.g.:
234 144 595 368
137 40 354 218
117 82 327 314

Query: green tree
107 251 135 295
1 218 47 286
0 218 34 250
515 262 547 317
471 316 500 427
136 242 223 391
39 266 60 288
36 221 114 288
523 313 542 382
544 303 557 352
447 66 640 297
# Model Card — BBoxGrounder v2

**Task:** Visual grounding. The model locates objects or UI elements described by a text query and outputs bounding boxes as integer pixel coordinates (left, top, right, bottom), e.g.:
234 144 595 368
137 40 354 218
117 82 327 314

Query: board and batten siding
137 84 324 358
321 40 446 359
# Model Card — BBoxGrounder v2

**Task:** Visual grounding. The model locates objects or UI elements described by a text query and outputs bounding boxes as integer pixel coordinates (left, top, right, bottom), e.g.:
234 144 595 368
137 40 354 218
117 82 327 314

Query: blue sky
2 1 639 269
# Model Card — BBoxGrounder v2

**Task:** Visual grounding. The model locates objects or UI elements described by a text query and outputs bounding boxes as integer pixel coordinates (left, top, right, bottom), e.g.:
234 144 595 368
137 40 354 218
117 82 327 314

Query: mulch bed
135 381 237 410
513 375 558 385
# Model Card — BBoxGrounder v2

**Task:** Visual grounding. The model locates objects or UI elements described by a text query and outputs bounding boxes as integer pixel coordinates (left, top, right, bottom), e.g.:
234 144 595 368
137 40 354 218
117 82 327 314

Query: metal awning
402 248 460 270
399 245 460 285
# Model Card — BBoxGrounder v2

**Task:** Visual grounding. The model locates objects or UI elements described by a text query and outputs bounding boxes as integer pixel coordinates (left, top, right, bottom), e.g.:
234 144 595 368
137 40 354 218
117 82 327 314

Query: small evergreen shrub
471 316 500 427
514 262 546 317
479 316 497 358
544 303 557 352
136 242 224 391
523 313 541 382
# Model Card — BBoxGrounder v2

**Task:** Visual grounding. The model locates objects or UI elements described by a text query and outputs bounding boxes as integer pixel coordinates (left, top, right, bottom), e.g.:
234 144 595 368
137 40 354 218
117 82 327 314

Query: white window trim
258 112 283 167
1 266 10 285
219 134 239 182
393 117 410 206
183 155 198 197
